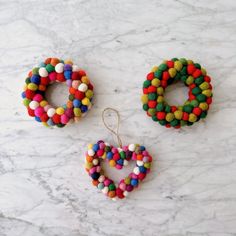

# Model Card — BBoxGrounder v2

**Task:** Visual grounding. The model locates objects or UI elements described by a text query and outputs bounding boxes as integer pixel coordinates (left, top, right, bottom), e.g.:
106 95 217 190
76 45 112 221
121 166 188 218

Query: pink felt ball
49 72 57 81
99 142 105 149
112 147 118 153
34 107 44 117
131 173 138 179
132 152 137 160
116 164 122 169
96 166 101 172
113 153 120 161
33 94 43 102
142 151 148 156
44 105 52 112
126 185 133 192
89 167 96 175
104 179 111 186
119 182 126 191
65 108 73 118
61 114 70 124
97 149 104 156
72 80 80 89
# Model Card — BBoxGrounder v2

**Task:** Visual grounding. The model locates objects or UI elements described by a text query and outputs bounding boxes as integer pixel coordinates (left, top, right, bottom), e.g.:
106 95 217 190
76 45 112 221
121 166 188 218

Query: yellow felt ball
168 68 177 78
56 107 64 115
28 83 38 91
23 84 27 90
199 82 209 90
64 59 73 65
81 76 90 85
178 106 183 111
85 162 93 169
88 143 93 149
174 110 183 120
166 113 174 122
157 87 164 95
202 89 212 97
42 122 49 127
109 160 116 167
157 96 164 103
201 68 207 76
187 60 193 65
151 66 158 72
40 100 48 107
102 152 106 159
186 76 194 85
174 61 183 71
189 113 197 122
86 90 93 99
141 94 148 104
151 78 161 87
199 102 208 111
74 108 82 117
82 97 90 106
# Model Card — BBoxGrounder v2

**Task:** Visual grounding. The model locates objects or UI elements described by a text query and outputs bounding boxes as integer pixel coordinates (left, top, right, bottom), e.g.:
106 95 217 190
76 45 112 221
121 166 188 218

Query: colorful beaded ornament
84 108 152 200
21 58 94 127
141 58 213 128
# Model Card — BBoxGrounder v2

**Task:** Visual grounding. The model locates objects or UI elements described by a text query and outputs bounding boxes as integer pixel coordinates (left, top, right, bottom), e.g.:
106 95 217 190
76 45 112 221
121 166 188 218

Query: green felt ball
192 87 202 95
200 111 207 118
179 58 187 65
143 104 149 111
194 63 201 69
174 72 181 82
180 66 187 75
190 100 199 107
183 105 193 113
170 119 179 127
32 67 39 75
69 94 74 101
159 120 166 126
165 105 171 113
196 94 207 102
120 151 126 159
154 70 162 79
105 146 111 152
180 120 187 126
23 98 30 106
148 93 157 100
171 58 178 61
195 76 204 85
25 77 31 84
156 103 164 111
181 75 188 83
45 64 55 73
143 80 151 88
109 184 115 191
159 63 168 71
152 115 158 122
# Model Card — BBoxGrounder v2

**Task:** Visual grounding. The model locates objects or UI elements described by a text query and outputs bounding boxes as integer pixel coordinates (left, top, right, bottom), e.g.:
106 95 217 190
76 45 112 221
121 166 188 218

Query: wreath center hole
101 160 136 184
164 82 189 106
45 82 69 107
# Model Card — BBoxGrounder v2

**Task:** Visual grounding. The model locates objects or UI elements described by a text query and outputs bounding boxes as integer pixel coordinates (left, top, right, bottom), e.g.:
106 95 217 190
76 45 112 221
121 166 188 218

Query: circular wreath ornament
85 141 152 200
21 58 94 127
141 58 213 128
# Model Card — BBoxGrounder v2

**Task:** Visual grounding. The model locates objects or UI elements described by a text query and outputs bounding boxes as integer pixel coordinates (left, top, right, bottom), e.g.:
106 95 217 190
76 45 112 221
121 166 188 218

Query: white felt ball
117 148 123 153
133 167 140 175
55 63 64 73
137 161 144 166
128 144 135 152
39 67 48 77
104 142 110 147
123 160 128 166
29 101 39 110
88 149 95 156
78 83 88 92
47 108 56 117
102 187 109 194
98 175 105 182
72 65 80 72
123 191 128 197
92 159 98 165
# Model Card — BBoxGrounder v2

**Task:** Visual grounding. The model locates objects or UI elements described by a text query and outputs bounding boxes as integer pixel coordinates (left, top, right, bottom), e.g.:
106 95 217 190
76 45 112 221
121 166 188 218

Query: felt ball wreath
141 58 213 128
21 58 94 127
85 141 152 200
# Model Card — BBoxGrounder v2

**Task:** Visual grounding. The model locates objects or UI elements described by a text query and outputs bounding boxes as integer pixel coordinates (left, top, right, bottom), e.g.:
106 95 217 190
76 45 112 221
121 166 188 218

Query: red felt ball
189 83 196 89
143 88 148 94
40 113 49 122
162 71 170 81
147 86 157 93
148 101 157 108
157 111 166 120
75 91 85 100
25 89 35 99
78 70 86 77
189 94 196 101
206 97 212 105
182 112 189 121
204 76 211 82
116 188 124 199
161 80 167 88
40 77 50 85
187 64 196 75
88 83 93 90
56 73 66 82
167 61 174 68
165 124 171 128
113 153 120 161
193 107 202 116
192 69 202 78
147 72 154 80
138 173 146 180
171 106 177 113
27 107 35 117
71 72 80 80
52 114 61 124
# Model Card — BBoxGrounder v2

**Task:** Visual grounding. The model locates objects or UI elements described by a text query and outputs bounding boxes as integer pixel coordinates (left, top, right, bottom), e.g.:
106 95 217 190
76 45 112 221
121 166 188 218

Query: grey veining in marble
0 0 236 235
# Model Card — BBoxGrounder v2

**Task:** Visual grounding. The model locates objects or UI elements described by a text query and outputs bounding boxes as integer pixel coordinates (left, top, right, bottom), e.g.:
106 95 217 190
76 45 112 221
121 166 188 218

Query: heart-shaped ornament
85 140 152 200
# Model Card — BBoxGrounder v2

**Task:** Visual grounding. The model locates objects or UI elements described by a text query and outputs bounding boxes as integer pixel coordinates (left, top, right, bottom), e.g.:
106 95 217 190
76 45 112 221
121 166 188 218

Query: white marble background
0 0 236 235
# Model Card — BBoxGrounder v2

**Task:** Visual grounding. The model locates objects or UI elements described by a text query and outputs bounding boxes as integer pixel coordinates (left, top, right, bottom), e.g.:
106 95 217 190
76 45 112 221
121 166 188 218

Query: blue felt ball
81 105 88 113
107 152 113 160
35 116 41 122
91 172 100 180
47 119 54 126
139 166 146 173
73 99 81 108
31 75 41 84
117 159 123 165
131 179 138 186
64 71 72 80
140 146 146 151
93 144 99 152
21 91 26 98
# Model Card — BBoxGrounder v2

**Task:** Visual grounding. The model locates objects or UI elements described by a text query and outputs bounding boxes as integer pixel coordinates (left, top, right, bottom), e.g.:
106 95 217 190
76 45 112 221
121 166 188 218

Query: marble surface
0 0 236 235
